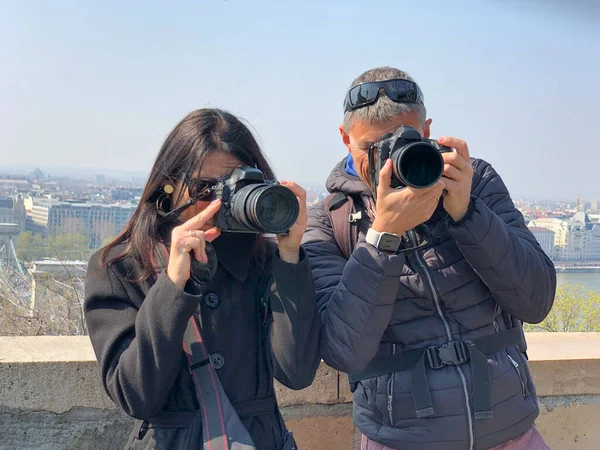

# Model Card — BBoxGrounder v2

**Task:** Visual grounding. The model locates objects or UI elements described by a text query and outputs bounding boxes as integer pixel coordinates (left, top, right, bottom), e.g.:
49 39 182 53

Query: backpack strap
323 192 361 260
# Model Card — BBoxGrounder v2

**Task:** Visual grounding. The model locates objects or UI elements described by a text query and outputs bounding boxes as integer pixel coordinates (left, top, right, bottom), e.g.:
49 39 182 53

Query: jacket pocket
385 343 397 427
494 320 528 398
386 373 395 426
127 411 200 450
506 351 526 397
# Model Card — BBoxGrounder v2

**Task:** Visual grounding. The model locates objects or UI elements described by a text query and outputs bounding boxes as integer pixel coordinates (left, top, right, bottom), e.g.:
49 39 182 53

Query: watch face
380 233 401 252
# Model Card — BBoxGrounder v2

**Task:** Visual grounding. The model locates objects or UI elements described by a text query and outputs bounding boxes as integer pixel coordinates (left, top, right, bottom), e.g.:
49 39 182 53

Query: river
556 272 600 292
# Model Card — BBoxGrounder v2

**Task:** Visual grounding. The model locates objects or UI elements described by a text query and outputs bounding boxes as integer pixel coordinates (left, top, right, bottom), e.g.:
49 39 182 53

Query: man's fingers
442 177 460 193
183 200 222 230
443 164 463 181
377 159 393 194
413 178 446 197
442 152 472 172
439 137 470 162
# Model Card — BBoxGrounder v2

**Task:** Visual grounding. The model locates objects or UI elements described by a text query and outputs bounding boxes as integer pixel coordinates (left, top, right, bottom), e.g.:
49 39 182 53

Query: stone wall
1 333 599 450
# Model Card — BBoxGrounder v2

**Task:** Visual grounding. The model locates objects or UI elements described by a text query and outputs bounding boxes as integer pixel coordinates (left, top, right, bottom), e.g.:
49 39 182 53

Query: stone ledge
1 333 600 450
1 333 599 413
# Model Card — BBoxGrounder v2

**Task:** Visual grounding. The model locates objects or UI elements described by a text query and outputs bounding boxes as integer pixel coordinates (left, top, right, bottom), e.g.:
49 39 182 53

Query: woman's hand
167 200 222 289
277 181 307 264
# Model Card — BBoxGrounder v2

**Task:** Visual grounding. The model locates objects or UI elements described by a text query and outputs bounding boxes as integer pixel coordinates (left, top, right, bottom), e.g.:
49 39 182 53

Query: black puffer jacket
302 158 556 450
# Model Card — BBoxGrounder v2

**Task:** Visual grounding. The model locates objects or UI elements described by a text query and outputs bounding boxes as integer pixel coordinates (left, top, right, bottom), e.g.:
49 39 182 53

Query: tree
16 231 91 263
16 232 45 262
94 221 117 249
0 262 87 336
524 284 600 332
47 233 90 261
60 217 86 236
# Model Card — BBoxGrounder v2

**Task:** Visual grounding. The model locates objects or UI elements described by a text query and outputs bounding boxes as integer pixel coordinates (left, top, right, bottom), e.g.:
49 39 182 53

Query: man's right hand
371 159 446 236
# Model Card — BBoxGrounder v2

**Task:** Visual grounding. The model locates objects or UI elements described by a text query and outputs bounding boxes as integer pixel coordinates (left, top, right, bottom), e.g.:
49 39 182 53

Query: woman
84 109 321 449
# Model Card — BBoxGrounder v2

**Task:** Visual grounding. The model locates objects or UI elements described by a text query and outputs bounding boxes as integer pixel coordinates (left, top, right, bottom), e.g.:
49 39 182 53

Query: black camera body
376 126 452 189
213 167 299 234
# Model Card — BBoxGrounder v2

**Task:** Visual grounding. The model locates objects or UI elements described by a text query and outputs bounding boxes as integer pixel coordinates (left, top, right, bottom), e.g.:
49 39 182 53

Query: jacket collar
211 233 256 282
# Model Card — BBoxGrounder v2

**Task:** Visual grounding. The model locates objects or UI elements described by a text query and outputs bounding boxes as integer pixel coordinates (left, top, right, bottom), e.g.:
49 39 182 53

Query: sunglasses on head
343 79 424 113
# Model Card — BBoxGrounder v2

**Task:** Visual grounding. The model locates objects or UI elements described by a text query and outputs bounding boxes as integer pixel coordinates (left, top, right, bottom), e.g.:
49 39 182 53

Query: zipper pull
387 395 393 411
507 354 519 368
493 320 500 333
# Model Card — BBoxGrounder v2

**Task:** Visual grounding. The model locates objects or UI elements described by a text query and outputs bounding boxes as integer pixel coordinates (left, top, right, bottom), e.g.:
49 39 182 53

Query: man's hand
439 137 474 222
372 159 446 236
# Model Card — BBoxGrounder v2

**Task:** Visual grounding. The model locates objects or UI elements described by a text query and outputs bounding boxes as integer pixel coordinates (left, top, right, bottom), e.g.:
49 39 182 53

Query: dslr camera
375 125 452 189
213 167 299 234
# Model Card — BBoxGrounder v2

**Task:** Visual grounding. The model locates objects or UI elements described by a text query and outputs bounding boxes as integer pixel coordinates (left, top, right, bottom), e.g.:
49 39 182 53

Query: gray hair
342 66 427 132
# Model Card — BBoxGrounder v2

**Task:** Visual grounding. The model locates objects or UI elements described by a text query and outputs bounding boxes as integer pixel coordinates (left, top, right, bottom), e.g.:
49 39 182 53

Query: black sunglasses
187 177 218 202
343 79 424 113
156 177 218 225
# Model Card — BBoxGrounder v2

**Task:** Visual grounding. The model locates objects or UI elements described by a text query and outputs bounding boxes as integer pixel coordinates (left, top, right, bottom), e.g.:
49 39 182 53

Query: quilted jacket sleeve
447 159 556 323
301 201 406 373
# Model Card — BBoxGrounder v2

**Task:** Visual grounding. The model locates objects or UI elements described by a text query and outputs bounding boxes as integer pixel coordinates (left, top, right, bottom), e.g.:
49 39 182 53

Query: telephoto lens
231 184 299 234
391 141 446 189
377 126 452 189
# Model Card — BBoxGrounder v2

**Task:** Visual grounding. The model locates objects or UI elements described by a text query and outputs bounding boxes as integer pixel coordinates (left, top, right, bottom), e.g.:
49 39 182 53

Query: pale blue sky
1 0 599 200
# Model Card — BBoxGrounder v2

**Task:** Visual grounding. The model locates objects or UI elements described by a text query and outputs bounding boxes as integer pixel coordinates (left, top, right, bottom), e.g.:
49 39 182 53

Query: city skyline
2 163 600 203
2 1 600 200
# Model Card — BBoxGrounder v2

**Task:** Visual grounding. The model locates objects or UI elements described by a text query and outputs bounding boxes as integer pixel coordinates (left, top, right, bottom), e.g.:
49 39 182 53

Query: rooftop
529 227 555 233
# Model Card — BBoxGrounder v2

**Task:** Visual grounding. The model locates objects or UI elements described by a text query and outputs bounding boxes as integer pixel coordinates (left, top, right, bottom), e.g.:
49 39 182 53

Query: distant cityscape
0 167 599 272
0 168 326 268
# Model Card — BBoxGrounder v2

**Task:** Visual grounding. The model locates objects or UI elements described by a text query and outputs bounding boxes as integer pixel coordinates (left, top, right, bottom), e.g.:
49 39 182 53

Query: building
0 178 31 192
592 199 599 213
27 200 136 248
0 195 26 232
529 212 600 261
111 187 143 202
528 227 555 259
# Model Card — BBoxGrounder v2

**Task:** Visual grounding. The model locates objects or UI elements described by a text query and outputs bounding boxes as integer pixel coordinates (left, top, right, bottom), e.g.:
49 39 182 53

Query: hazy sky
2 0 599 200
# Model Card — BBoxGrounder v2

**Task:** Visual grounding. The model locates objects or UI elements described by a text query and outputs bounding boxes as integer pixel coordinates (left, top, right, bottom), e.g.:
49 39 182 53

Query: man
302 67 555 450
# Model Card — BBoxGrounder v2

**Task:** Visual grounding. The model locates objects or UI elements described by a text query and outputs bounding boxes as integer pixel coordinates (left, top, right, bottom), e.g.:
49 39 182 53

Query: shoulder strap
149 243 256 450
183 318 256 450
323 192 360 260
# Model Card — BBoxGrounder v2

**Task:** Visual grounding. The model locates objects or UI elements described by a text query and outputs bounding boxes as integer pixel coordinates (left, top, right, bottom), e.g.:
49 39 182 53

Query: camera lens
231 184 299 234
392 142 444 188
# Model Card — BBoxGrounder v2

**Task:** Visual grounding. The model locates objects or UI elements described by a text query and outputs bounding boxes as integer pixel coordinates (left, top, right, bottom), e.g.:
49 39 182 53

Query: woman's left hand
277 181 307 264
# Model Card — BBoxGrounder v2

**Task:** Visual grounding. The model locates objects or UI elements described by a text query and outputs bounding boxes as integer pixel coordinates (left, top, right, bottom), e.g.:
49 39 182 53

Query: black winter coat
84 234 320 450
302 158 556 450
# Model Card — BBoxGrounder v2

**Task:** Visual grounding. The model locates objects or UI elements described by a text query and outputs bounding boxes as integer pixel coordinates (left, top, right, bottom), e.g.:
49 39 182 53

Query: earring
156 184 174 216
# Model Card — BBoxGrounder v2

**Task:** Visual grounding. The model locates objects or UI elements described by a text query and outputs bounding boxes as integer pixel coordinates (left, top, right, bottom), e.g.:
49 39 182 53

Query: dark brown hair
101 108 275 280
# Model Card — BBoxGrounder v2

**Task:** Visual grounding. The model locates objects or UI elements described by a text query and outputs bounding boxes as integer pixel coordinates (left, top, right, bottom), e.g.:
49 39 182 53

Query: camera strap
368 143 379 202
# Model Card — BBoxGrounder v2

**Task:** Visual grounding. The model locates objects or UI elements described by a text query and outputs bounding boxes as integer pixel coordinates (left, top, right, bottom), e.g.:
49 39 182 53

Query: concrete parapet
1 333 599 449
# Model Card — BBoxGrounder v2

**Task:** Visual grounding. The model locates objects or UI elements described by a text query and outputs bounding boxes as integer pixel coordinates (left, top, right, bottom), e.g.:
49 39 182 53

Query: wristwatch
365 228 402 254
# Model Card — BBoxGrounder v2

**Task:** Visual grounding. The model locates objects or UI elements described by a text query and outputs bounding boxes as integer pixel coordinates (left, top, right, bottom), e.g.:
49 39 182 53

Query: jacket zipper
409 230 474 450
387 344 396 426
494 320 526 397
